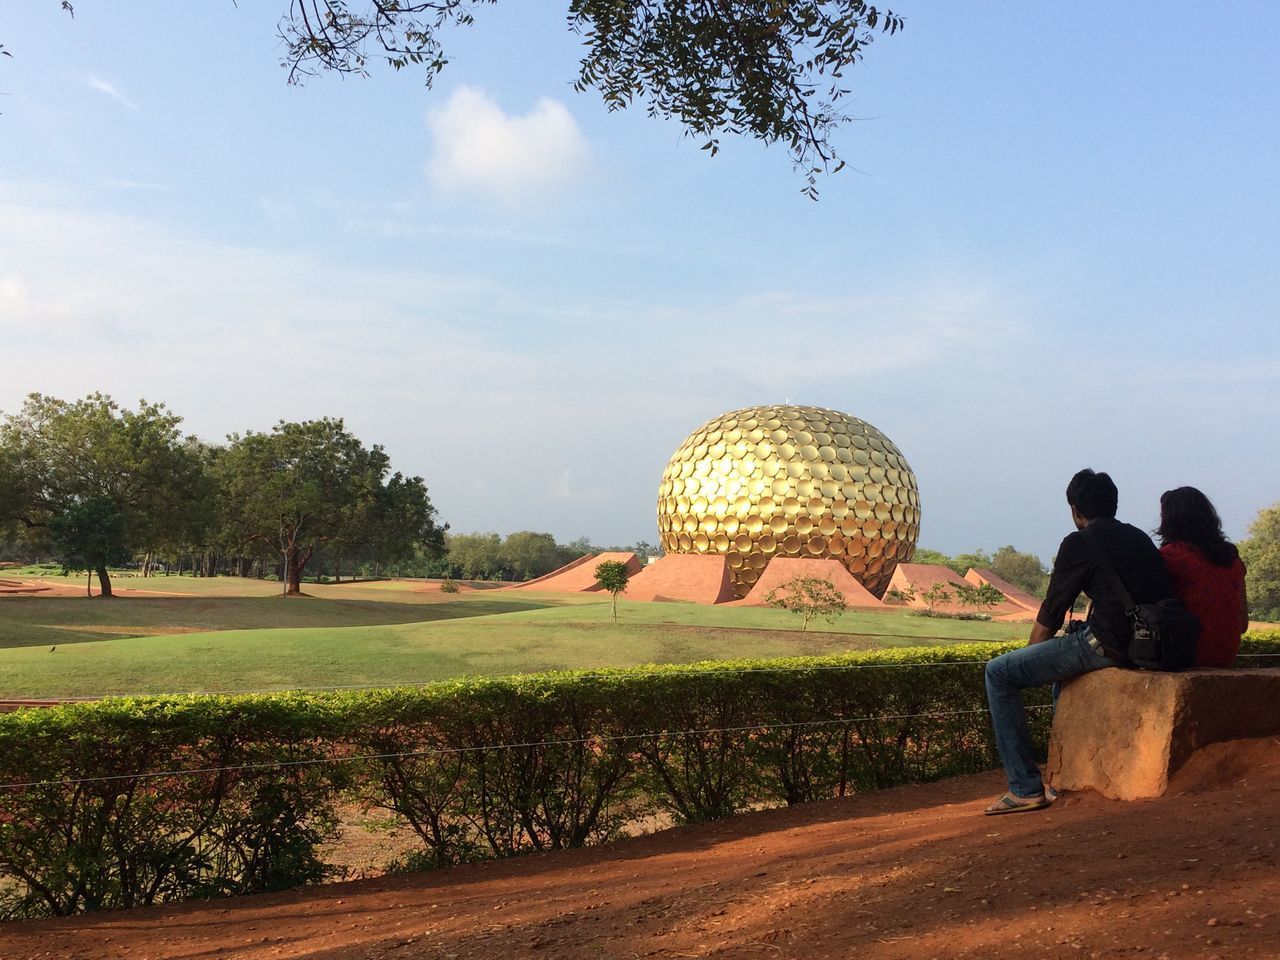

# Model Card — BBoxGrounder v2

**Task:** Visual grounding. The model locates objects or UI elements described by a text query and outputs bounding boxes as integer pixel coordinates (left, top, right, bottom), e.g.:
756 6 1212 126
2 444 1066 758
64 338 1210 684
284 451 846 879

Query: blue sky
2 2 1277 561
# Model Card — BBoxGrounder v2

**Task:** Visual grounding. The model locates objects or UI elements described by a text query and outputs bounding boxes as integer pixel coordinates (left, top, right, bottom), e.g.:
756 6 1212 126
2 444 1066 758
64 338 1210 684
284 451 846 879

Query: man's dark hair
1066 469 1118 520
1157 486 1238 567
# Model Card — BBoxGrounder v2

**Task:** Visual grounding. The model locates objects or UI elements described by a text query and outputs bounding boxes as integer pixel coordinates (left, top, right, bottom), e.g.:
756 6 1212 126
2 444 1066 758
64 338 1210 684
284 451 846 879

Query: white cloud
425 87 589 201
86 74 139 112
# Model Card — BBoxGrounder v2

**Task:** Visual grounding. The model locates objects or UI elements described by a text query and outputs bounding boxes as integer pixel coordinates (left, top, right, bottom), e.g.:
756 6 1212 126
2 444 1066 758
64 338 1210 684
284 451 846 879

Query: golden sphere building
656 405 920 598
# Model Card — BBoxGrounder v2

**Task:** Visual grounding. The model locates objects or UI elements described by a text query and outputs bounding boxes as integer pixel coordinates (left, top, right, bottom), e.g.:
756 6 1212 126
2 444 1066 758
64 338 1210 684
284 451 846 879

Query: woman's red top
1160 541 1247 667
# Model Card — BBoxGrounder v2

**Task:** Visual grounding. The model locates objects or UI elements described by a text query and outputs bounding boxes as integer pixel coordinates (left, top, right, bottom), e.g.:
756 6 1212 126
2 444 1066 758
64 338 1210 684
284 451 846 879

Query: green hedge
4 636 1274 920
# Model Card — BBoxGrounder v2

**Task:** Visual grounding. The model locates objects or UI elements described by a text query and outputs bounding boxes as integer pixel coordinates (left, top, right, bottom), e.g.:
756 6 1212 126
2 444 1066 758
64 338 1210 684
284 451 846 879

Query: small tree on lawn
920 582 952 613
763 576 846 632
595 559 630 622
953 581 1005 615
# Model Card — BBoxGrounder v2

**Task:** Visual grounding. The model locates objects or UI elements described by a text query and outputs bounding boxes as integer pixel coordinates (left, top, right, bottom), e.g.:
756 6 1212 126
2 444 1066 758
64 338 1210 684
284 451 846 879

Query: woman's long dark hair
1157 486 1238 567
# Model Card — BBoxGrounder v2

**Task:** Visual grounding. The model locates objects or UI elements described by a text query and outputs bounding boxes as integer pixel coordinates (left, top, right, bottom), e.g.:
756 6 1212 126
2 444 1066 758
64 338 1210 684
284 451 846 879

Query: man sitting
983 468 1175 814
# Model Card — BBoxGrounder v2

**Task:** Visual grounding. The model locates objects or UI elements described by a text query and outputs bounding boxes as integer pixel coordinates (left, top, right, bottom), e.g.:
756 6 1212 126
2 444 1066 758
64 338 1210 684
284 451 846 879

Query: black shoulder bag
1080 529 1200 671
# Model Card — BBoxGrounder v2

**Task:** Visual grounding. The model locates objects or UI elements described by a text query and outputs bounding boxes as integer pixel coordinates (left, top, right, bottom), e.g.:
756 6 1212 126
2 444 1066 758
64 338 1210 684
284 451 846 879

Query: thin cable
0 705 1050 791
12 653 1278 703
6 658 1009 702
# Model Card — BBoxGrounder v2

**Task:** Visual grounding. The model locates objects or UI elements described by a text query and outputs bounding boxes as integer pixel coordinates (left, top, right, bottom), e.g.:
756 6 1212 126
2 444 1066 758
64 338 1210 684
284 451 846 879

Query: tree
0 393 205 597
952 580 1003 615
763 576 846 631
277 0 903 198
908 547 952 567
217 418 442 595
884 584 916 606
919 582 951 612
445 532 505 580
501 531 570 581
594 559 630 622
989 544 1049 597
951 550 993 576
1240 503 1280 621
49 496 130 597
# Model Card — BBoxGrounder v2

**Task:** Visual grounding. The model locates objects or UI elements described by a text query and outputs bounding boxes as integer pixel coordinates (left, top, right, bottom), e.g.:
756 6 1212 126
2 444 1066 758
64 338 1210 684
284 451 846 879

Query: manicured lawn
0 589 1024 699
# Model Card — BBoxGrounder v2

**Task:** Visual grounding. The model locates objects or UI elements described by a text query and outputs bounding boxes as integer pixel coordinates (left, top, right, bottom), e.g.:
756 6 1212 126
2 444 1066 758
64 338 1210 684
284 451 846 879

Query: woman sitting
1156 486 1249 667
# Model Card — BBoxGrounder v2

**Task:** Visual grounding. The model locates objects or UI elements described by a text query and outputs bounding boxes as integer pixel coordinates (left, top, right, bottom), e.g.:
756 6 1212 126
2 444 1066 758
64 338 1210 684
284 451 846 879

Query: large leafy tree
279 1 904 197
989 544 1050 597
49 495 131 596
217 418 442 595
1240 503 1280 621
0 393 205 597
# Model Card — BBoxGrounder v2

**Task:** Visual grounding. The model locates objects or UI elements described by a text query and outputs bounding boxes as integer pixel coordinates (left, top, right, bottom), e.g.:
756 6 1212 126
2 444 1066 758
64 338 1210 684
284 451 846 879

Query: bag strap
1079 525 1137 615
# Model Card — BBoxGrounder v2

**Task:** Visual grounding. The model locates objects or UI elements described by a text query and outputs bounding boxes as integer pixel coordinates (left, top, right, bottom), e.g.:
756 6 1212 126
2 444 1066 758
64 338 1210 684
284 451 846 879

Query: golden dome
656 404 920 598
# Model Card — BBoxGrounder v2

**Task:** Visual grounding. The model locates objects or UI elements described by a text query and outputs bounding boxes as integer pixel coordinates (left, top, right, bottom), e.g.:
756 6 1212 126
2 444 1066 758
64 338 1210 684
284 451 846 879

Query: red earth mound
889 563 1026 617
965 568 1043 613
6 739 1278 960
507 553 644 593
626 554 737 604
730 557 885 608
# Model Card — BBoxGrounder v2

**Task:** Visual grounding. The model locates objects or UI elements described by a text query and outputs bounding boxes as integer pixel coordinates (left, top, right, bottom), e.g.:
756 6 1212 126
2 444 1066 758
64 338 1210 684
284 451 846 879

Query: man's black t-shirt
1036 516 1175 656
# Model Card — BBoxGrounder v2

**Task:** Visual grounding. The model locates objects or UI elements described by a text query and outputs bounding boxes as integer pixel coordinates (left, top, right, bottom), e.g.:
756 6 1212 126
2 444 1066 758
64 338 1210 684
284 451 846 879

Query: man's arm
1033 532 1090 643
1028 619 1057 646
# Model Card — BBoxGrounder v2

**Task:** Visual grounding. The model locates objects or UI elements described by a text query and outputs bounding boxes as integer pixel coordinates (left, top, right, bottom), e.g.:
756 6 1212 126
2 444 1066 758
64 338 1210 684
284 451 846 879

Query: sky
1 2 1278 563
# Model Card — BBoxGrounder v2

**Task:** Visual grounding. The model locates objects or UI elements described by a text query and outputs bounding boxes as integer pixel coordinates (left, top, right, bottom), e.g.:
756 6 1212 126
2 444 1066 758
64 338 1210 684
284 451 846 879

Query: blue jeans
984 625 1115 797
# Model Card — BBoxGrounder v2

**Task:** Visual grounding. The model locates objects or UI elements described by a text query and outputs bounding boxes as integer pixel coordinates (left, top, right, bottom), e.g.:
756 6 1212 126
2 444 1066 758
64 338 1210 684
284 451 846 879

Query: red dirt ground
0 577 197 598
4 738 1277 960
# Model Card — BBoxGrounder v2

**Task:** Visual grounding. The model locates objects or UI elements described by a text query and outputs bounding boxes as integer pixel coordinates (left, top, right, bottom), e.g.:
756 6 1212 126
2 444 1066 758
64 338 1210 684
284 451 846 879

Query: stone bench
1045 668 1280 800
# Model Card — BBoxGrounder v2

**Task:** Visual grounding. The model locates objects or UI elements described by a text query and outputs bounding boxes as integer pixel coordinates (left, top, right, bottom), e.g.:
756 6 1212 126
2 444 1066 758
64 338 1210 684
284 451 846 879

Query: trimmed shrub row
3 636 1276 920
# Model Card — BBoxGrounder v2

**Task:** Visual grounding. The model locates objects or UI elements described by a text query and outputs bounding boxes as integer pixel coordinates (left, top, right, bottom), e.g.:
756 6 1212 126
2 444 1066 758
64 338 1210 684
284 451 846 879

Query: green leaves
217 418 442 592
1241 503 1280 621
276 1 905 197
0 393 205 594
763 575 847 630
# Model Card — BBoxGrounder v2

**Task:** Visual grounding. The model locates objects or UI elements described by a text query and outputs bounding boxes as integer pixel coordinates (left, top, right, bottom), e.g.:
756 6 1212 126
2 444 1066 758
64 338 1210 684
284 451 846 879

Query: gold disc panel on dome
656 405 921 599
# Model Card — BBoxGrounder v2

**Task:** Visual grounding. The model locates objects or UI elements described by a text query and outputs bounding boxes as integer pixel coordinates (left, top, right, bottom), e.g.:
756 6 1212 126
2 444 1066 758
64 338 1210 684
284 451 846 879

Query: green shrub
0 695 348 918
3 640 1176 919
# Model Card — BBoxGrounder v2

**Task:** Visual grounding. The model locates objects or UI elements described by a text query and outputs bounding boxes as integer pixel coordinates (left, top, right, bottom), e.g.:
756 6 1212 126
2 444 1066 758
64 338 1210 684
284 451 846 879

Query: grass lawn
0 586 1025 699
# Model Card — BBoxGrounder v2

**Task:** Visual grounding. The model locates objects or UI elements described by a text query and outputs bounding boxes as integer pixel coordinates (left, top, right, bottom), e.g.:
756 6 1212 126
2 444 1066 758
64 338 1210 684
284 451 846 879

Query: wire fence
3 657 1015 702
0 704 1051 792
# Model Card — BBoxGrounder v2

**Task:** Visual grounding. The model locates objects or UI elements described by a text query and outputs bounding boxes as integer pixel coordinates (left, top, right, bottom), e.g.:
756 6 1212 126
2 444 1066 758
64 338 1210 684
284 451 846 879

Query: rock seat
1046 668 1280 800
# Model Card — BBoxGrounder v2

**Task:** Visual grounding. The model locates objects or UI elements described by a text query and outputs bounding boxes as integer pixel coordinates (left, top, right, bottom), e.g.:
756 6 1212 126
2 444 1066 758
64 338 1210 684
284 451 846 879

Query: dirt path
4 739 1277 960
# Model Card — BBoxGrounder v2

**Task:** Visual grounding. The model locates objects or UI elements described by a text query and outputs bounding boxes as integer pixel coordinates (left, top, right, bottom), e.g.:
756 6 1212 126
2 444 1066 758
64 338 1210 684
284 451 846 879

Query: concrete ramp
626 554 736 604
965 568 1042 613
733 557 885 608
507 552 642 593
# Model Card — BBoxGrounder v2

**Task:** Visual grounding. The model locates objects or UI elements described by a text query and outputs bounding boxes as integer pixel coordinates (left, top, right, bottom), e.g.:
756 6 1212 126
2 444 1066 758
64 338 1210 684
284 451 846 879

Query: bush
0 695 348 918
15 637 1275 918
438 578 460 594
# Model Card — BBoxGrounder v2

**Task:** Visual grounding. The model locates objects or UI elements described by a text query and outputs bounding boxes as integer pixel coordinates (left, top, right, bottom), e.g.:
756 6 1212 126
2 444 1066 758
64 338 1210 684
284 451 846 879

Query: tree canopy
763 575 846 631
0 393 205 596
1240 503 1280 621
283 1 905 198
594 558 631 621
217 417 443 595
